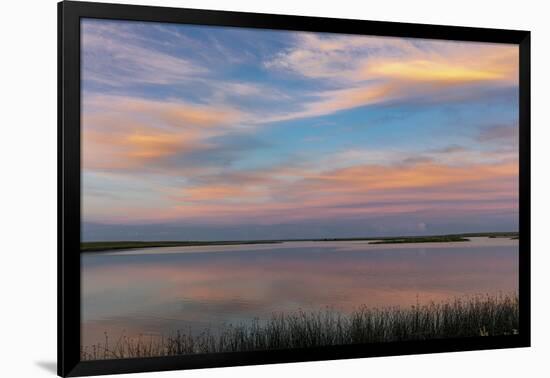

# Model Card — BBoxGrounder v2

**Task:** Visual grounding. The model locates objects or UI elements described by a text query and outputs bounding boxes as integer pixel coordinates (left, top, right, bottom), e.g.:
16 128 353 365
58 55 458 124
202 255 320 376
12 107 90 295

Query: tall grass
81 293 519 360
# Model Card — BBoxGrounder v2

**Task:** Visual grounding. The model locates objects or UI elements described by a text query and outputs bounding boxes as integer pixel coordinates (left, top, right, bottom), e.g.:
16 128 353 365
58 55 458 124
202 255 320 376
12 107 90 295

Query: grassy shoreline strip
81 240 283 253
369 236 470 244
81 293 518 360
81 232 519 252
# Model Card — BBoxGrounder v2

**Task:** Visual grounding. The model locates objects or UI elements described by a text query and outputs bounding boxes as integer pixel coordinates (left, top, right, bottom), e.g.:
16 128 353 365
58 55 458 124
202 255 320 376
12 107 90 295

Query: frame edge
57 1 532 376
518 31 531 347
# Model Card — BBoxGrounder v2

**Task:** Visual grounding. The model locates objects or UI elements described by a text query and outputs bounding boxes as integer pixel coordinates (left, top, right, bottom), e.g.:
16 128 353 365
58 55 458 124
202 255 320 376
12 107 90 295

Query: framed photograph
58 1 530 376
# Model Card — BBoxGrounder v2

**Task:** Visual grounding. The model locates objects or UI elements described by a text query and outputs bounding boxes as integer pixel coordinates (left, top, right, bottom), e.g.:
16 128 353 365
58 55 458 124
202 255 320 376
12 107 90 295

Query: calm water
81 237 518 346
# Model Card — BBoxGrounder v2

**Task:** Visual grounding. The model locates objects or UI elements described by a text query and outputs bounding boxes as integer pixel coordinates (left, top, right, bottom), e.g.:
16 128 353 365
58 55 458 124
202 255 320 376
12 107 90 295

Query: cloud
82 95 246 172
83 128 202 171
430 145 467 154
179 185 268 203
80 22 519 232
82 93 280 179
83 20 519 127
264 33 518 121
267 33 517 85
316 145 516 172
265 83 396 122
86 95 243 128
265 34 415 81
82 22 205 86
478 124 519 145
82 19 288 110
110 158 517 226
289 161 517 196
359 47 517 85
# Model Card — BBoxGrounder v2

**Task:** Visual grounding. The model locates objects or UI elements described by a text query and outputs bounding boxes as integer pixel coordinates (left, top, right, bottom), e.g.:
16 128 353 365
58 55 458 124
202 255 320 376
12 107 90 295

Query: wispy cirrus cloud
319 144 517 171
90 157 516 225
82 94 247 172
478 124 519 145
82 23 206 86
264 33 518 121
267 33 517 85
81 20 519 236
85 95 243 129
82 20 285 106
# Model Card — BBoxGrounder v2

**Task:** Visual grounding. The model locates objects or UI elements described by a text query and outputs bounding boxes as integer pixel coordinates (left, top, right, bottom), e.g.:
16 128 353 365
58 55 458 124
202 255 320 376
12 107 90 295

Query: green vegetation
81 293 519 360
485 232 520 239
457 232 519 238
369 232 519 244
81 240 283 252
81 231 519 252
369 235 469 244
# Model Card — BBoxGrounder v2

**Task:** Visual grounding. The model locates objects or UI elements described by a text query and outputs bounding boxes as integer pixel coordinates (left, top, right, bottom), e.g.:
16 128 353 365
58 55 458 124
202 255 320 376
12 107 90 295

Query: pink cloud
82 95 245 172
89 159 517 225
265 34 518 121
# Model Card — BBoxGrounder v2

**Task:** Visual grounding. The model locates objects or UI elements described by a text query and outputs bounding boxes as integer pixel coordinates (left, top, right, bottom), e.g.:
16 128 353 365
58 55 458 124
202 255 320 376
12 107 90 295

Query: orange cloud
86 95 243 129
82 126 204 171
91 160 517 225
361 45 518 85
82 95 247 172
365 60 500 83
179 185 267 202
300 161 518 193
265 35 518 121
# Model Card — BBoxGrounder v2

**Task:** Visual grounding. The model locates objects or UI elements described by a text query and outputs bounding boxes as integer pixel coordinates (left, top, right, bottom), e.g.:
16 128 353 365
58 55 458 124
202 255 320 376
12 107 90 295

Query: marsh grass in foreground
81 293 518 360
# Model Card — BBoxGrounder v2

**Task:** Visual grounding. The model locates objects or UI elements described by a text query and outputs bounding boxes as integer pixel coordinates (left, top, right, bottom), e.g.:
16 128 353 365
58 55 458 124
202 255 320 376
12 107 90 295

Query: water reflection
81 237 518 346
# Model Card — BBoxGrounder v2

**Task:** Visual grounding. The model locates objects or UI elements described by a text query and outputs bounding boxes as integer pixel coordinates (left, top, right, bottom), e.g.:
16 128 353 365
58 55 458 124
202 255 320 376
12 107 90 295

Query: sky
81 19 519 241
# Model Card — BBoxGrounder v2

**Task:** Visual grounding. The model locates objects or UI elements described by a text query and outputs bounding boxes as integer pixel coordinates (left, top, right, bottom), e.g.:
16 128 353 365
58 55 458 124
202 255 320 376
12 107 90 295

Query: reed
81 293 519 360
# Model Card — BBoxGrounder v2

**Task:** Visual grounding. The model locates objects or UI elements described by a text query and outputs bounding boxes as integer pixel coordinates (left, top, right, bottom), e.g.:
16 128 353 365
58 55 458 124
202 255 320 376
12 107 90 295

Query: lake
81 237 518 346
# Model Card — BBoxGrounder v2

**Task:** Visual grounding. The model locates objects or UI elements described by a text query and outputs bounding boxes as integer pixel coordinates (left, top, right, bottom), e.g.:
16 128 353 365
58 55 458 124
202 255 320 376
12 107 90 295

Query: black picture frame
58 1 531 376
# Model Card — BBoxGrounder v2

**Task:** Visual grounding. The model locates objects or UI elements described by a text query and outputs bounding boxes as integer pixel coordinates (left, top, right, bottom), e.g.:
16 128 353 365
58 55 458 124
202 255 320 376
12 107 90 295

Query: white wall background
1 0 548 377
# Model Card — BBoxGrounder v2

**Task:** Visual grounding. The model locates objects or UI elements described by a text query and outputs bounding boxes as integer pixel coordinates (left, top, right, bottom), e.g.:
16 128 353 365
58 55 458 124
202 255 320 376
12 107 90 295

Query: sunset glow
81 19 519 240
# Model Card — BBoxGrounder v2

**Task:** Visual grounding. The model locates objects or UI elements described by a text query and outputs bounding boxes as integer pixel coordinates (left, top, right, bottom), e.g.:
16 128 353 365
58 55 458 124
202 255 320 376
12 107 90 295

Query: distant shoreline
81 232 518 253
80 240 284 253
